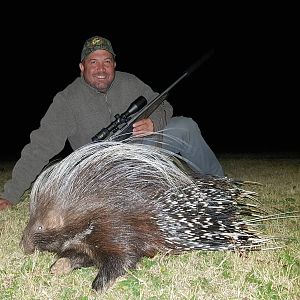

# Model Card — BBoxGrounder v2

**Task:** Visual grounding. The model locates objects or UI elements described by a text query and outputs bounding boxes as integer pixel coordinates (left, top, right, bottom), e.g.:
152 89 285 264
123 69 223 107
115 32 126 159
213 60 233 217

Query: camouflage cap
81 36 116 61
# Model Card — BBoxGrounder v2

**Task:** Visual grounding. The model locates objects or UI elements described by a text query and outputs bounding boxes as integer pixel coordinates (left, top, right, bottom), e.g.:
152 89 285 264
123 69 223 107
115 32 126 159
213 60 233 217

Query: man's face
80 49 116 93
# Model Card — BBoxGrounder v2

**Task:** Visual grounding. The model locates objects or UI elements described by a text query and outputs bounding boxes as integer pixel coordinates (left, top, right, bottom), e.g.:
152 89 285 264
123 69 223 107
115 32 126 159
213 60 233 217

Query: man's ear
79 62 84 73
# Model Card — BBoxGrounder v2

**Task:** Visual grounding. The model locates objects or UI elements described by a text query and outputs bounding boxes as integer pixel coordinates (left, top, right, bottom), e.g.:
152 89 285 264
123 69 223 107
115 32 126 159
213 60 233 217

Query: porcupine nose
20 227 36 254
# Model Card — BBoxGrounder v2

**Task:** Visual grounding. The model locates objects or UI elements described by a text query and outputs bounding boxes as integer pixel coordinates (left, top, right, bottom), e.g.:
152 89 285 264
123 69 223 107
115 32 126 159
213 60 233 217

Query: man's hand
0 198 12 211
132 118 154 136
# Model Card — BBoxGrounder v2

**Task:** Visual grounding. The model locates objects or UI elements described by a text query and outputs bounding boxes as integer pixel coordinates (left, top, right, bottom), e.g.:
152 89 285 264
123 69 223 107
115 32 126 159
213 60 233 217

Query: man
0 36 223 210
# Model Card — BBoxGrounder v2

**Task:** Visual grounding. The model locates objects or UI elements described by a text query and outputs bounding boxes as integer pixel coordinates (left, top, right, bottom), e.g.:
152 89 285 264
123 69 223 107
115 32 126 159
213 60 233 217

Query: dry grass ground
0 153 299 300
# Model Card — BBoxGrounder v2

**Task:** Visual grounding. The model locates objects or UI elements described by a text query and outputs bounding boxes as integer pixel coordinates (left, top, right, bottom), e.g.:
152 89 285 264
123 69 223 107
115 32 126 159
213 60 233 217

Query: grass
0 153 299 300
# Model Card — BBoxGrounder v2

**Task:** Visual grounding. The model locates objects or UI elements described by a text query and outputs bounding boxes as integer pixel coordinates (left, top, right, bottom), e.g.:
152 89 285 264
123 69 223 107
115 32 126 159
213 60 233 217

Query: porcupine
20 138 277 293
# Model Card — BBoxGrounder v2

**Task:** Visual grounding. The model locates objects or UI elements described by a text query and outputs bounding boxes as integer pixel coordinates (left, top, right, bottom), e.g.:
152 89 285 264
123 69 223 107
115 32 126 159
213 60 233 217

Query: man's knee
167 116 196 128
167 116 201 134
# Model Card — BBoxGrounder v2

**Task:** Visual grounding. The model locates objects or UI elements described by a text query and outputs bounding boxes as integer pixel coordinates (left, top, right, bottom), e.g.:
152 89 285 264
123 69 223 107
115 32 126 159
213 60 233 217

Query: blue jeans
157 116 224 176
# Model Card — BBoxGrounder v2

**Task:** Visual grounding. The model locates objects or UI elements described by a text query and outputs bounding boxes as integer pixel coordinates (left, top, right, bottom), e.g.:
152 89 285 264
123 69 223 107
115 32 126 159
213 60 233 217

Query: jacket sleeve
2 93 76 204
148 94 173 132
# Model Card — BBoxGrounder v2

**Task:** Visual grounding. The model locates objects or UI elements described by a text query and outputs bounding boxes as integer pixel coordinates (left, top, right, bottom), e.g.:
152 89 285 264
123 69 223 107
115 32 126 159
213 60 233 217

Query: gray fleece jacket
3 71 173 204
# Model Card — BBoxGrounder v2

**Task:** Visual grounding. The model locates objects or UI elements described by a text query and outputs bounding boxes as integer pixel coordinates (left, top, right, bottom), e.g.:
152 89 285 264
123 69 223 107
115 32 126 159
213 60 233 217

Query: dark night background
1 7 299 161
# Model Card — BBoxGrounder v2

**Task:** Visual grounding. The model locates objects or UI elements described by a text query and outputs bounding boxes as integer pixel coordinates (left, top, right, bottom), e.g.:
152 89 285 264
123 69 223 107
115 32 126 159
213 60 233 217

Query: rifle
92 49 214 142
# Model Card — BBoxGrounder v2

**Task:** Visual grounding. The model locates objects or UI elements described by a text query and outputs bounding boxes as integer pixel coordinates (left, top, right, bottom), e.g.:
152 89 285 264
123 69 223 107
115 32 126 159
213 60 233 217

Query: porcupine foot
51 257 72 275
92 255 140 292
51 252 95 276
